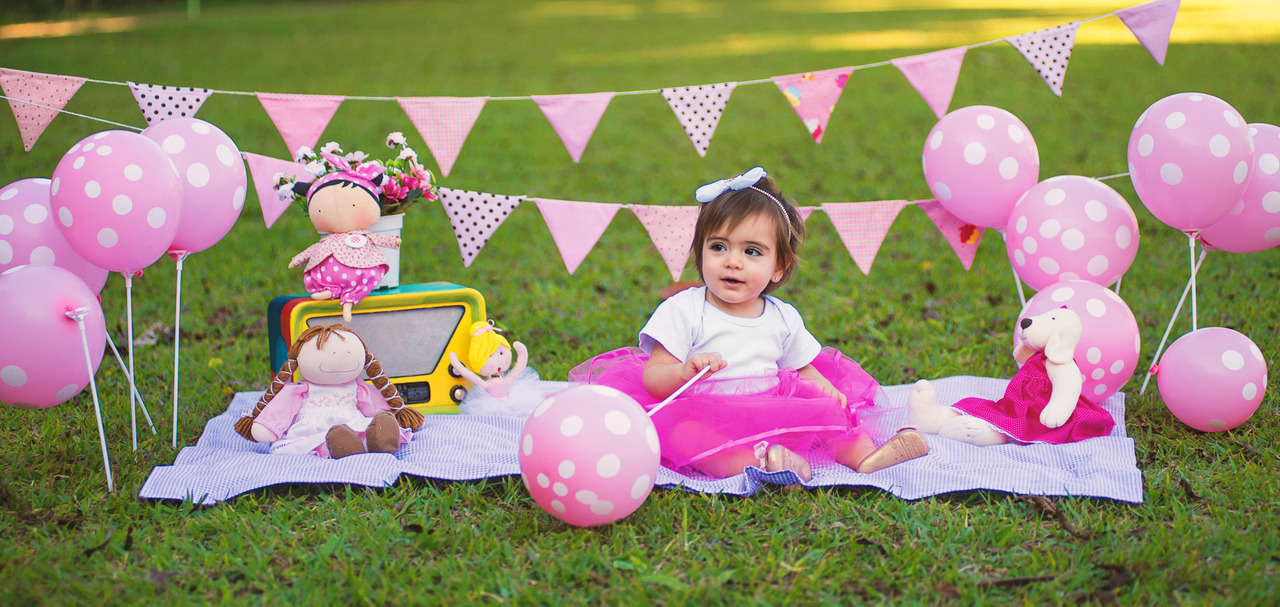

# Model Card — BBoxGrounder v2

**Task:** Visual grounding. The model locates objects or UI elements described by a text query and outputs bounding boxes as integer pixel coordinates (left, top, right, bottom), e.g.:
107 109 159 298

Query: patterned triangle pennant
1005 22 1080 97
532 92 615 163
915 199 983 270
256 92 345 157
771 67 852 143
797 206 818 224
397 96 488 178
891 47 968 119
438 187 523 268
660 82 736 157
533 198 622 274
128 82 212 124
629 205 699 281
1117 0 1181 66
0 68 86 152
242 152 307 228
820 201 908 275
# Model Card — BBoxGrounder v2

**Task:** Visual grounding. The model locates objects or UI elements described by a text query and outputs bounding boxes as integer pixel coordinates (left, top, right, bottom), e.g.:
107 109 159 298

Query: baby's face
700 212 785 317
479 346 513 377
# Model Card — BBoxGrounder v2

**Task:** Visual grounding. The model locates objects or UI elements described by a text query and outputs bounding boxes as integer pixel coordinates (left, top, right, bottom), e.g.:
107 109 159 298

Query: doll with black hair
287 153 400 322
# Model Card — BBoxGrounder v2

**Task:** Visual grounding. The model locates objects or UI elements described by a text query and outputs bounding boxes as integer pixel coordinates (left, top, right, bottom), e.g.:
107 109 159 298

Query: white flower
321 141 343 155
275 184 294 202
305 160 326 177
398 147 418 161
293 146 315 162
345 150 370 163
386 132 407 147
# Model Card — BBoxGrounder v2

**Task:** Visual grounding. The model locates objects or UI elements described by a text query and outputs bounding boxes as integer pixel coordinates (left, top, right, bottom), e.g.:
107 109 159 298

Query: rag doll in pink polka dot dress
287 154 400 322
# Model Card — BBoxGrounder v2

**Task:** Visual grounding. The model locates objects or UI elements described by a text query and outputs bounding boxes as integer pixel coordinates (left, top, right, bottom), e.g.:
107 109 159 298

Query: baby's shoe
856 429 929 473
365 412 401 454
757 441 813 482
326 424 366 459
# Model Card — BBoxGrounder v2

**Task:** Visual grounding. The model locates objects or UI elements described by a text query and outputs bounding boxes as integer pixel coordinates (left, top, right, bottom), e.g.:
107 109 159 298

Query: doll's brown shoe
326 424 366 459
365 412 401 454
855 429 929 473
763 444 813 482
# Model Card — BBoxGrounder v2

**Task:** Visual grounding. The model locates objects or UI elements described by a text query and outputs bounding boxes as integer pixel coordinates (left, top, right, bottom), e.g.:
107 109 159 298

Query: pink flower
381 180 409 201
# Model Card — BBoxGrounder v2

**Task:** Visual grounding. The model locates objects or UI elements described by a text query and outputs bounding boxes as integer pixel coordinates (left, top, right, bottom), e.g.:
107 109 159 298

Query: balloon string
1139 246 1209 395
171 253 187 448
647 366 710 418
69 307 113 493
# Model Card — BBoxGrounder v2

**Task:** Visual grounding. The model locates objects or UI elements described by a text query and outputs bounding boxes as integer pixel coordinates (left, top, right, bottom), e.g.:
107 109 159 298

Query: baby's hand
813 376 848 408
683 352 726 382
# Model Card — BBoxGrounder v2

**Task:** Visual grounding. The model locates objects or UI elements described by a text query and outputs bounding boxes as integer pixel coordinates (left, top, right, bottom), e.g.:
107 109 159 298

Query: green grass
2 0 1279 603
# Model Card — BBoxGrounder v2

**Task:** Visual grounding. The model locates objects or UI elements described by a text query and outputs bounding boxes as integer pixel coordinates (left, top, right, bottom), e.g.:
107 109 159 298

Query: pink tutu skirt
569 347 889 475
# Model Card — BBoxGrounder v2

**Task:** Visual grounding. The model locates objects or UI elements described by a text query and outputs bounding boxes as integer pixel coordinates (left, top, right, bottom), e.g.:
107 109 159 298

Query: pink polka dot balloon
519 385 660 527
142 118 247 255
1199 123 1280 253
1157 328 1267 432
1127 92 1253 233
50 130 182 275
1005 176 1140 290
0 264 106 409
0 178 108 293
922 105 1040 228
1020 280 1140 402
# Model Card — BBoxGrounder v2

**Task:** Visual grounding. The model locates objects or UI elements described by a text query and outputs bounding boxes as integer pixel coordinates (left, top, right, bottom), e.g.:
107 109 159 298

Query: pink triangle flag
256 92 345 157
533 198 622 274
771 67 852 143
438 187 523 267
532 92 615 163
128 82 212 124
397 96 488 178
797 206 818 224
661 82 736 157
243 152 307 228
629 205 699 281
1117 0 1180 65
891 47 968 119
0 68 86 152
916 199 984 270
1006 22 1080 97
821 201 908 275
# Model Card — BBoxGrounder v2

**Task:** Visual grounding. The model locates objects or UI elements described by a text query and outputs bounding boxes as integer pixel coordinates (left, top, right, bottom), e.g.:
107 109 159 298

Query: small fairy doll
448 320 543 417
234 324 425 458
287 154 400 322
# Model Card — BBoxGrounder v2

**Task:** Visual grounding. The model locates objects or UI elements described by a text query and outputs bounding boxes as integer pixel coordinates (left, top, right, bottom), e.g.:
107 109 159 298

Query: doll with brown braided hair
234 324 424 458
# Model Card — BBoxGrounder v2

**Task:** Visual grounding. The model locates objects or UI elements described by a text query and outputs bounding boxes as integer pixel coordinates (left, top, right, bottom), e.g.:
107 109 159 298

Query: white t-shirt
638 286 822 381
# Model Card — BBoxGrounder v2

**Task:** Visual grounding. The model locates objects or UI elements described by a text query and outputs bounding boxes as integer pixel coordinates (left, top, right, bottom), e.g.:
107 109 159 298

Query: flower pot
370 213 404 289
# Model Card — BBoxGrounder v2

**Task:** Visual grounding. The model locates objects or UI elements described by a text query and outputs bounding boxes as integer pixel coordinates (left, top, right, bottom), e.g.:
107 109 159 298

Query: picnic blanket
140 376 1143 505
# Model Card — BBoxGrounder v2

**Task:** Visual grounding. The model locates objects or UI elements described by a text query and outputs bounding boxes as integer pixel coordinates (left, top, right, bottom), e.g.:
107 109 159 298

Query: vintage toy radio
267 282 486 414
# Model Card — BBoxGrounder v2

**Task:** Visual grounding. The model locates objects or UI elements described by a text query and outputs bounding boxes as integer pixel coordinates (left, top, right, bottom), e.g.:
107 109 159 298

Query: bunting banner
1006 22 1080 97
629 205 699 281
1117 0 1181 65
916 199 983 270
533 198 622 275
661 82 736 157
256 92 345 157
397 96 488 178
771 67 852 143
438 187 524 268
797 206 818 224
0 68 86 151
892 47 968 119
821 201 909 275
532 92 615 163
128 82 212 124
242 152 306 228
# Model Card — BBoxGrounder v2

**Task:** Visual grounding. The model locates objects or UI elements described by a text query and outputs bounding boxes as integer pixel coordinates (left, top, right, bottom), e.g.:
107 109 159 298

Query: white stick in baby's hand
647 366 710 417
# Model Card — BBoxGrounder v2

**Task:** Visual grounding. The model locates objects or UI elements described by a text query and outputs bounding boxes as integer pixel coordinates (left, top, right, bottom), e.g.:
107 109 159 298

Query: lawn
1 0 1278 603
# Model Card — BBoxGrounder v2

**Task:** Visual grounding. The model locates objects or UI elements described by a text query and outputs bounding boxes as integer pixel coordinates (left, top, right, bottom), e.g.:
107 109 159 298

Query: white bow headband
694 166 791 240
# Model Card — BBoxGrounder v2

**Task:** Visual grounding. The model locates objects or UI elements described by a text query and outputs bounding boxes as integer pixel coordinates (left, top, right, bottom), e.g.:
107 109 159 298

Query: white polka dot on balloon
923 105 1040 227
1019 280 1140 403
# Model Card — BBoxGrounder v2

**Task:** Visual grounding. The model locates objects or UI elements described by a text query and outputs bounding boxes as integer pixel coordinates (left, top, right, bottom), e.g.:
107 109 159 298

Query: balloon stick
104 330 156 433
998 228 1027 308
125 274 138 451
1188 233 1199 332
68 306 113 492
171 251 188 448
647 366 710 418
1139 246 1208 394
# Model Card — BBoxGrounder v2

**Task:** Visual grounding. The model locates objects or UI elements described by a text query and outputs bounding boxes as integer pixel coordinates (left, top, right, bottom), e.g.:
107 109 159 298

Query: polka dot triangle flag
0 68 86 152
660 82 737 157
821 201 909 275
1005 22 1080 97
127 82 212 124
438 187 524 268
255 92 345 157
629 205 699 281
532 198 623 275
771 67 852 144
397 96 488 178
915 199 984 270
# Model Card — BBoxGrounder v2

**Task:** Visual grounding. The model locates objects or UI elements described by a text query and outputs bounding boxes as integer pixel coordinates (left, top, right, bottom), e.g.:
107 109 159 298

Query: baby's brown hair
691 175 805 294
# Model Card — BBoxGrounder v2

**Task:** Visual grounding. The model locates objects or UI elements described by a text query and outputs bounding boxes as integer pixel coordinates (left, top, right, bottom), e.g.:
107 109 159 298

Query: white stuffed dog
907 308 1113 446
